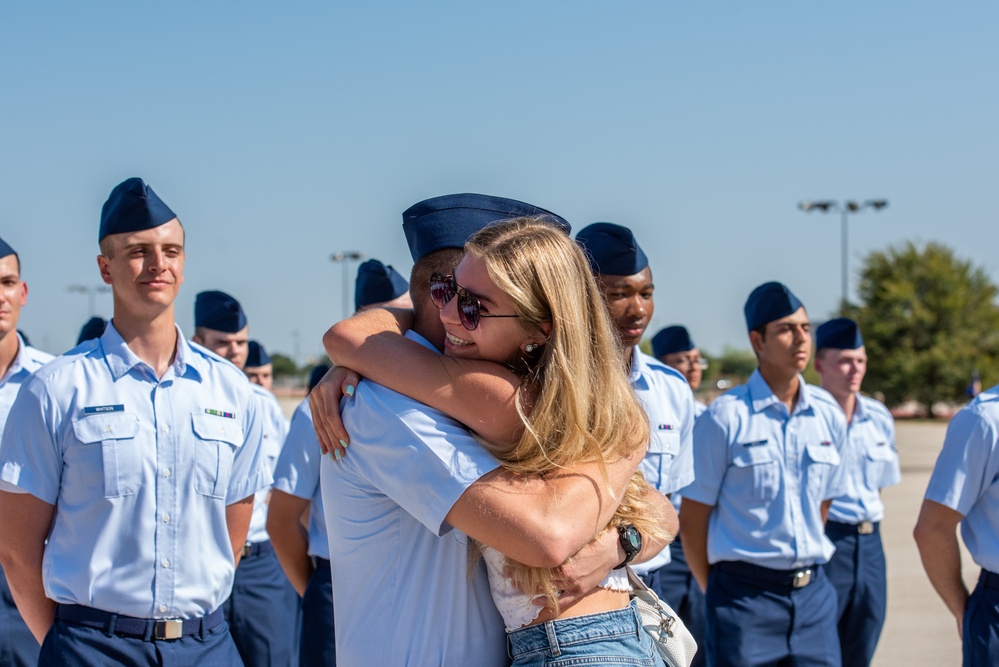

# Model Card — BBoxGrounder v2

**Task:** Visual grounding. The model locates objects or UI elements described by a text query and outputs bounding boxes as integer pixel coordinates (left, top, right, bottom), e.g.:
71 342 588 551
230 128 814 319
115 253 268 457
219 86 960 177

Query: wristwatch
616 524 642 569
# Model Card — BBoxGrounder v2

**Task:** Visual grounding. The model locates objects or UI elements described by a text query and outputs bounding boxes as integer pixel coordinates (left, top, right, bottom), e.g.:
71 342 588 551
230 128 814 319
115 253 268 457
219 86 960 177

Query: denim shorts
507 600 665 666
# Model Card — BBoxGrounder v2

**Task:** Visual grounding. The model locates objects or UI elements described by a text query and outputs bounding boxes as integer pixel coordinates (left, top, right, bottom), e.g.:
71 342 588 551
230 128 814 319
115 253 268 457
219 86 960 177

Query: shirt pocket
71 412 142 498
191 413 244 499
730 444 779 502
864 440 896 487
804 441 841 500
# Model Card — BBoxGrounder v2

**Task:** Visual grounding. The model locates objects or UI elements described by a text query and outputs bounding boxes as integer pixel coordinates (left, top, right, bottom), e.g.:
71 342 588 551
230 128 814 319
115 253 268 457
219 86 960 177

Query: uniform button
162 425 170 434
162 559 170 568
163 469 171 478
159 605 168 613
162 514 171 523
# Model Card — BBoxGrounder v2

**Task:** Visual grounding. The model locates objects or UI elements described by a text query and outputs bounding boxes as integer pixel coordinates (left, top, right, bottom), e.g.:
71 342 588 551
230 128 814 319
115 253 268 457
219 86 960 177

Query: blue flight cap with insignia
402 193 570 262
744 281 804 331
574 223 649 276
0 236 15 260
99 177 177 242
245 340 271 368
308 364 331 394
195 290 248 333
77 317 108 345
816 317 863 350
355 259 409 311
652 326 695 358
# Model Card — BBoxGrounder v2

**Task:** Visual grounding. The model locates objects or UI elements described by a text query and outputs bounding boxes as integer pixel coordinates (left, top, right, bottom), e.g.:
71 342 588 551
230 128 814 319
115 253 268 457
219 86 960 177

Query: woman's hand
309 365 362 459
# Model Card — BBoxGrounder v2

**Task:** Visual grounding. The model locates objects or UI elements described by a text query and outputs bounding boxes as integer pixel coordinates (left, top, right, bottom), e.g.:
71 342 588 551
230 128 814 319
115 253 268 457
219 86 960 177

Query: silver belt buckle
792 569 813 588
858 521 874 535
242 542 253 558
154 619 184 640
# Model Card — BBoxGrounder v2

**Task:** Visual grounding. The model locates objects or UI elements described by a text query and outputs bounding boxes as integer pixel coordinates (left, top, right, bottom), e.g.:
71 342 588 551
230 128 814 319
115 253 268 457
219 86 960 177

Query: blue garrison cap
0 236 15 259
355 259 409 311
744 281 805 331
99 178 177 242
402 193 570 262
245 340 271 368
308 364 331 393
195 290 247 333
652 326 696 358
815 317 863 350
575 223 649 276
77 317 107 345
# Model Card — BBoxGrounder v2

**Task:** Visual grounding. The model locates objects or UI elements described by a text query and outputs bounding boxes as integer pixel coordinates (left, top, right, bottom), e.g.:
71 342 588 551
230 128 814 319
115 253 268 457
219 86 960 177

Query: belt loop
143 619 154 642
105 613 117 638
630 599 642 640
199 615 208 640
544 620 561 657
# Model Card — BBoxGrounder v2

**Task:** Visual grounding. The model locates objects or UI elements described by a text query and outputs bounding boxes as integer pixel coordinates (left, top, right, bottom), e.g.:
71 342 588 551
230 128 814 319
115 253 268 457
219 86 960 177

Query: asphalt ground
279 395 968 666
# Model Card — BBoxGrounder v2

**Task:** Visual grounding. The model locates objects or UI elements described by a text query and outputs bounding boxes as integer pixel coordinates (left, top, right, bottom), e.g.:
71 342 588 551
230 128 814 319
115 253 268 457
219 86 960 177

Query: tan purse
626 566 698 667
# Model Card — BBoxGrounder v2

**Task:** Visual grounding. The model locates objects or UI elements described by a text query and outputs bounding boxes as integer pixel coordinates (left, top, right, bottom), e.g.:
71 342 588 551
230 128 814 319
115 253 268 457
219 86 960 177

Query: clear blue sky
3 2 996 363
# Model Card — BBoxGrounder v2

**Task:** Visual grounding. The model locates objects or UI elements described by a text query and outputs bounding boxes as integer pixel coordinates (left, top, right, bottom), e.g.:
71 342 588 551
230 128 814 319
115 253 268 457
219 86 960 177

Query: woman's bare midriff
527 587 631 626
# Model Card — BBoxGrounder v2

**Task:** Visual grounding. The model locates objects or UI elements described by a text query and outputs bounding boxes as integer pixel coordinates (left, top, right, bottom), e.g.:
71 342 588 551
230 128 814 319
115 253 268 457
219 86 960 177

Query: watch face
624 526 642 550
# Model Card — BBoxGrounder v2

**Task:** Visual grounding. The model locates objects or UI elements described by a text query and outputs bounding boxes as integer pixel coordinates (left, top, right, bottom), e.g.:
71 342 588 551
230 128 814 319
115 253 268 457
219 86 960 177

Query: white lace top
480 545 632 631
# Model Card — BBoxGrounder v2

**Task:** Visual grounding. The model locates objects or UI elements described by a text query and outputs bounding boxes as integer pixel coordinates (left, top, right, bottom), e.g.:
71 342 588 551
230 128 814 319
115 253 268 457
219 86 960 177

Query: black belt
55 604 224 641
715 561 821 590
313 557 331 571
982 570 999 591
826 520 879 536
241 540 274 559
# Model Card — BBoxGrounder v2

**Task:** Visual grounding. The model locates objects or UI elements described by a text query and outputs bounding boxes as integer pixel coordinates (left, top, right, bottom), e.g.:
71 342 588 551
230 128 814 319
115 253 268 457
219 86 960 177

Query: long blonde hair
465 217 668 608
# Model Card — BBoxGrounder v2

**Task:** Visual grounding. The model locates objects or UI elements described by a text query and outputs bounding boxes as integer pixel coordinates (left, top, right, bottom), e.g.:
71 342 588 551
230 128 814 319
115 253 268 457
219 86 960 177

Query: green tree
269 352 300 381
845 241 999 417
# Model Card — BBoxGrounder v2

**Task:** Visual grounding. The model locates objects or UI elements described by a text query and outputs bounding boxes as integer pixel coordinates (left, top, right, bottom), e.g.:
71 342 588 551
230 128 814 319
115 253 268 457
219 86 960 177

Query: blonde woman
324 218 675 665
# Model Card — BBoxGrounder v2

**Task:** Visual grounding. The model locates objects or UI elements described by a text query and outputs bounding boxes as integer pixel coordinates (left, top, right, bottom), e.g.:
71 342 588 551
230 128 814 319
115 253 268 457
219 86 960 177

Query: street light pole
797 199 888 307
329 251 365 320
67 284 111 317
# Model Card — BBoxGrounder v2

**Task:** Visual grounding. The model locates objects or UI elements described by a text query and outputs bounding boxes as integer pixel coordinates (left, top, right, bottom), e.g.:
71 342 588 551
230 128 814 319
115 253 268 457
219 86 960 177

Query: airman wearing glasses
653 325 708 417
574 223 696 604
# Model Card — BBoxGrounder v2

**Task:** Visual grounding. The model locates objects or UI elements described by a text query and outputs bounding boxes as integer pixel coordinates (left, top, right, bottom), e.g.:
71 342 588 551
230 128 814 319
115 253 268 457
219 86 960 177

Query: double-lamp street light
797 199 889 307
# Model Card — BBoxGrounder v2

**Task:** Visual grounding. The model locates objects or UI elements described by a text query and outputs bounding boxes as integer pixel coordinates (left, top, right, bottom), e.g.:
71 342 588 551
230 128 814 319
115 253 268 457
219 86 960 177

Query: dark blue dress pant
0 565 40 666
222 540 301 667
299 558 335 667
824 521 887 667
964 570 999 667
705 561 841 667
641 535 706 667
38 614 241 666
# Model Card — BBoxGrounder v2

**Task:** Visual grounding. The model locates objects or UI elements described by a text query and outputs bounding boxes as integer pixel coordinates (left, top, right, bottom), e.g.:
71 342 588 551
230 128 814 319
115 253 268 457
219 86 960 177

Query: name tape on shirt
741 439 768 447
83 404 125 415
204 408 236 419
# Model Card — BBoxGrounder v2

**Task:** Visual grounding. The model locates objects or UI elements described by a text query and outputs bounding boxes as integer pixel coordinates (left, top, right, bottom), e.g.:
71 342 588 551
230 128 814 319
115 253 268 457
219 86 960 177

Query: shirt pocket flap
191 413 244 447
866 441 896 462
806 442 841 466
648 429 680 455
732 444 775 467
72 413 140 443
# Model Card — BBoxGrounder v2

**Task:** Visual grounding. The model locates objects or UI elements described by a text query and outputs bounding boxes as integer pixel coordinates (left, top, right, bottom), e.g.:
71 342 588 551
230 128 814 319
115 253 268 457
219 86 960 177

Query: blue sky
2 2 996 363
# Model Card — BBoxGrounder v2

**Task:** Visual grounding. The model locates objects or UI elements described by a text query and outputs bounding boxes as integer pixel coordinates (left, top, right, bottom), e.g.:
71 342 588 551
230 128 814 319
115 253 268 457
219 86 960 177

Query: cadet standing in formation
915 378 999 665
0 237 53 666
0 177 270 665
192 290 298 667
244 341 275 391
680 281 848 667
814 318 901 667
651 323 708 667
574 223 696 599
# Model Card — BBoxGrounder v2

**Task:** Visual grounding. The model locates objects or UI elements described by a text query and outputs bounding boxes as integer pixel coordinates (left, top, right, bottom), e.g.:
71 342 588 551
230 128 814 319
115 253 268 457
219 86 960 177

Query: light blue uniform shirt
0 324 271 619
669 398 709 514
320 331 506 667
0 335 53 424
827 394 901 524
925 386 999 573
272 398 327 559
245 383 289 545
629 347 696 574
681 370 849 569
